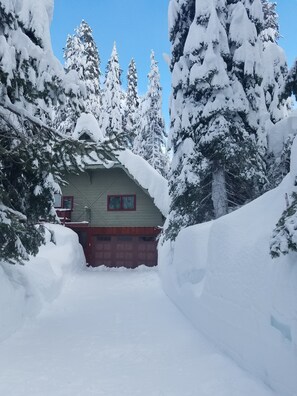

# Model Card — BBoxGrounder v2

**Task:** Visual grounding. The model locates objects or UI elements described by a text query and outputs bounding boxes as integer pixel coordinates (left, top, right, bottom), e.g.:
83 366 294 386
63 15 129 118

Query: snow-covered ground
0 267 276 396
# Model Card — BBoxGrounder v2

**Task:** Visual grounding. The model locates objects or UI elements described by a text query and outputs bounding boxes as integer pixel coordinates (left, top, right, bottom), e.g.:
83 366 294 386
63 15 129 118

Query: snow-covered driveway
0 267 276 396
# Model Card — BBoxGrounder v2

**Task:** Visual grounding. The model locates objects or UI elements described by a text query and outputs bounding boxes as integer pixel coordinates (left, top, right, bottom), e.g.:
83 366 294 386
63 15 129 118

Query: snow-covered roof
85 149 169 217
73 113 104 143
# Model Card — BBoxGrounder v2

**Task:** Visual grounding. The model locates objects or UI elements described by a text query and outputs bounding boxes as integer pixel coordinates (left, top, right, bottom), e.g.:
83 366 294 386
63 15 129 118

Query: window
54 194 62 208
117 236 133 241
122 196 135 210
140 236 155 242
62 196 74 210
54 195 74 210
96 236 111 242
107 195 136 211
108 196 121 210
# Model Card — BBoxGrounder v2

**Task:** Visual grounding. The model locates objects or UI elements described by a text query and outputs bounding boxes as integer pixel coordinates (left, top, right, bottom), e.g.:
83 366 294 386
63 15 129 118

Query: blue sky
50 0 170 122
51 1 297 126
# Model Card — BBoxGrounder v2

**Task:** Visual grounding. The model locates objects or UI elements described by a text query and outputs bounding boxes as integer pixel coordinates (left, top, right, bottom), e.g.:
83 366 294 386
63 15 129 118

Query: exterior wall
61 167 164 228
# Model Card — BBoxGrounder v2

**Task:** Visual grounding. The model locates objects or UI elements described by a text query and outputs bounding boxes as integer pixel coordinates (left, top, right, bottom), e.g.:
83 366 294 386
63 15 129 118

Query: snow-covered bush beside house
0 225 85 343
159 141 297 396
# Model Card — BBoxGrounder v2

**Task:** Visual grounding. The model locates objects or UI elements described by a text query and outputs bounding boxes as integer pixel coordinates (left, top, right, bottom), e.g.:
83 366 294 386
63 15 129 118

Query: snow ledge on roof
116 150 169 217
73 113 104 142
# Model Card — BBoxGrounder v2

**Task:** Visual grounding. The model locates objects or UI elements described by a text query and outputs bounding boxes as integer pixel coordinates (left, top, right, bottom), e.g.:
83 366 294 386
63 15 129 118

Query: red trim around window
107 194 136 211
62 196 74 210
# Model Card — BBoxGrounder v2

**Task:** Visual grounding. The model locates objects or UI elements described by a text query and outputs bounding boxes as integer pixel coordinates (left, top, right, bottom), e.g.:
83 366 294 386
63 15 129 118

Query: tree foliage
0 3 119 264
133 52 168 177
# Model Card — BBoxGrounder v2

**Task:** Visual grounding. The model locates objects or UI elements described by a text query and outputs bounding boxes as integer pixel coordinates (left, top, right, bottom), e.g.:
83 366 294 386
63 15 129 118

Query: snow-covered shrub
270 192 297 258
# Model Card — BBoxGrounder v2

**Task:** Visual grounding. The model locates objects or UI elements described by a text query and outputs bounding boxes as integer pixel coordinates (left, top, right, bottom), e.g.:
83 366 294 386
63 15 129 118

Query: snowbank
159 163 297 395
0 224 85 343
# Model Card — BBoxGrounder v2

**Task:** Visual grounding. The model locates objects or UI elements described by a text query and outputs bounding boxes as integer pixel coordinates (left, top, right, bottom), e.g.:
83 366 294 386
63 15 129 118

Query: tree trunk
212 164 228 219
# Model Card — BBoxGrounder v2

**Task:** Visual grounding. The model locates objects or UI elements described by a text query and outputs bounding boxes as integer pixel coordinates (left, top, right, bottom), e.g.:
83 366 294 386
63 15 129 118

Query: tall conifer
133 52 168 177
55 20 101 136
100 43 125 143
124 59 139 148
166 0 270 240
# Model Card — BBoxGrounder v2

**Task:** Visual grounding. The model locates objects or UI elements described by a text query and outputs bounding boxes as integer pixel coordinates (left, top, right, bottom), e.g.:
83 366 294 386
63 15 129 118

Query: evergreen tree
168 0 196 71
123 59 139 148
55 20 101 136
260 0 289 125
165 0 269 240
165 0 198 239
54 34 85 135
0 1 118 264
133 52 168 177
100 43 125 144
270 138 297 259
284 60 297 100
258 1 291 189
270 192 297 258
75 20 101 119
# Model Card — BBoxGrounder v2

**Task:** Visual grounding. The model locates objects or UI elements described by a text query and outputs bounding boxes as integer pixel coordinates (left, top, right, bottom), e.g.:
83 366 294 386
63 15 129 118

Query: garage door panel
94 251 112 260
91 234 157 268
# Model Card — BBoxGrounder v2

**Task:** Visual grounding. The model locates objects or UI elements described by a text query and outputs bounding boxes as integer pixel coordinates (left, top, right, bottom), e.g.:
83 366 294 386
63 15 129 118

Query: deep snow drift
0 268 276 396
0 224 85 343
159 151 297 396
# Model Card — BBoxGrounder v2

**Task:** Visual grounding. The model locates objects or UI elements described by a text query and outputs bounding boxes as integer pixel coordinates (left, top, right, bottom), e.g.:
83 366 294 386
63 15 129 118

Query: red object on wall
56 209 72 224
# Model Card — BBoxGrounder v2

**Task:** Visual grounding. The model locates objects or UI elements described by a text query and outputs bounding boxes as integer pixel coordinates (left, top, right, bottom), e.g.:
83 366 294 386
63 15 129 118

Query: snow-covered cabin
55 149 169 268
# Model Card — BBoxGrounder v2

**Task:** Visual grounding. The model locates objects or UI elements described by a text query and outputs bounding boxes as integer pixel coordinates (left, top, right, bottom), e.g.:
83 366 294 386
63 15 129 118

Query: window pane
122 195 135 210
140 236 154 242
109 196 121 210
96 236 111 241
63 197 73 210
54 194 62 208
117 236 133 241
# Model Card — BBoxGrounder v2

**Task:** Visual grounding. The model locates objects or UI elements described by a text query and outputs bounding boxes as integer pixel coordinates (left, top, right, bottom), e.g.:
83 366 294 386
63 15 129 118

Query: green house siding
61 168 164 227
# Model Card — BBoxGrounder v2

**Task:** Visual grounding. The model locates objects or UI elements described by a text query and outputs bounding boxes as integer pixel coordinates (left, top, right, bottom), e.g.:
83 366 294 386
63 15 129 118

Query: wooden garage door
92 235 157 268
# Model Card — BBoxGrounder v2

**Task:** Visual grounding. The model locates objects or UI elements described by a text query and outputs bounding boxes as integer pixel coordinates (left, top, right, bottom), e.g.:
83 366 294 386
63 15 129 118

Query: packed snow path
0 268 276 396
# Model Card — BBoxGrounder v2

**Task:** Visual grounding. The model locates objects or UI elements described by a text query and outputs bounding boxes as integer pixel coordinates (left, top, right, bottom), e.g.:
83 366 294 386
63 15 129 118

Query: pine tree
75 20 101 119
124 59 139 148
168 0 196 71
54 34 85 135
0 1 118 264
100 43 125 144
258 1 291 189
133 52 168 177
260 0 289 125
165 0 269 240
270 137 297 259
165 0 198 239
284 60 297 100
270 192 297 258
55 20 101 136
